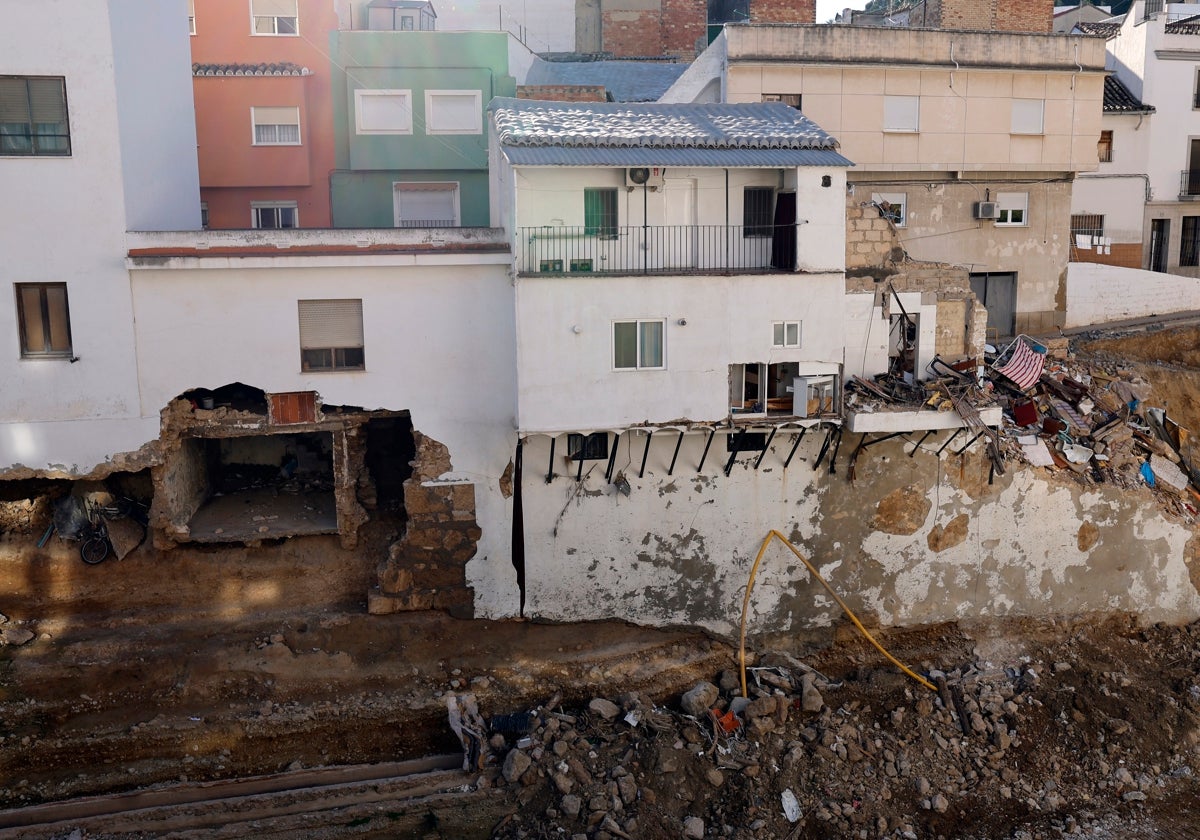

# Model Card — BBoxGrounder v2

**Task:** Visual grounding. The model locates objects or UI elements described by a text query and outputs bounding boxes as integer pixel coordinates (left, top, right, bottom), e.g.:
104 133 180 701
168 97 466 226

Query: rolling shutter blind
252 0 296 16
253 106 298 125
298 300 363 349
394 182 457 226
428 93 478 132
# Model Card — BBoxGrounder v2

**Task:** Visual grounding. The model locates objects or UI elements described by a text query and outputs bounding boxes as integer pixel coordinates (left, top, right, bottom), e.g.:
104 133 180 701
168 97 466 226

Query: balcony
1181 171 1200 198
516 225 799 277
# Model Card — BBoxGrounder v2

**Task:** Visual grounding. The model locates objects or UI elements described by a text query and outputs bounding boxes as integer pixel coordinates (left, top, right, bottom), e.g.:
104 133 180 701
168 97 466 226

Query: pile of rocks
484 644 1199 839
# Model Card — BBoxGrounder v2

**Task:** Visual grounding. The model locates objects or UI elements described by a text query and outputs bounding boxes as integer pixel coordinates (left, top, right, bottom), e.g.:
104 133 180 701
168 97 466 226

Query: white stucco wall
128 254 521 617
1064 261 1200 327
515 272 846 431
1071 115 1152 244
519 431 1200 635
0 0 162 474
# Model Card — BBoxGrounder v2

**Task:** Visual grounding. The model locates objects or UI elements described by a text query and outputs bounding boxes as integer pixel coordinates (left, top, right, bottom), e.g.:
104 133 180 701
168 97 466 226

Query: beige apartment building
666 25 1107 336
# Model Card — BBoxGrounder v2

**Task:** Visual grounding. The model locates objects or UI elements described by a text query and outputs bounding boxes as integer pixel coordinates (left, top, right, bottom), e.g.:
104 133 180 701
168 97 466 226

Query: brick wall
602 9 665 56
1069 244 1144 271
661 0 706 58
908 0 1051 32
751 0 814 24
517 85 608 102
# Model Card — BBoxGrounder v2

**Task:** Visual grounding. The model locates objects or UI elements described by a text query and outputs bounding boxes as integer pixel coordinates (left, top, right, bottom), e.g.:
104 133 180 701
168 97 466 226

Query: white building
488 98 863 626
1075 2 1200 275
0 0 200 477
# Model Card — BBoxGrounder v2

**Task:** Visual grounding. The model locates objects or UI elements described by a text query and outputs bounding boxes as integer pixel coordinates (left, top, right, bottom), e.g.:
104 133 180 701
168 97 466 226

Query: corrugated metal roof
503 146 853 167
524 58 689 102
1103 75 1154 113
489 98 840 151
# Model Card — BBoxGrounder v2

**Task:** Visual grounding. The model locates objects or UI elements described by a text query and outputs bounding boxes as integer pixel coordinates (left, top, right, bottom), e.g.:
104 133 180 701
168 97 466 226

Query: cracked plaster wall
519 432 1200 636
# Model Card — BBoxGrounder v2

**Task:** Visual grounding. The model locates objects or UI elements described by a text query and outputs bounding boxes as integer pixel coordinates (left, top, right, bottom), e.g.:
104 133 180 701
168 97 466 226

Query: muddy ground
4 326 1200 837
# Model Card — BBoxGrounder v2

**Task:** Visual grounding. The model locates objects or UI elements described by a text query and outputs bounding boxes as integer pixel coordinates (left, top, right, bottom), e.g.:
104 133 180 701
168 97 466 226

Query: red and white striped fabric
996 338 1045 391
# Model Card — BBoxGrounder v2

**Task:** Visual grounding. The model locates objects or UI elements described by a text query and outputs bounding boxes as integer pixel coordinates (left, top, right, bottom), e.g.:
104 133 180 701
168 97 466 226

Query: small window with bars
1098 130 1113 163
743 187 775 237
1070 214 1105 241
584 188 618 238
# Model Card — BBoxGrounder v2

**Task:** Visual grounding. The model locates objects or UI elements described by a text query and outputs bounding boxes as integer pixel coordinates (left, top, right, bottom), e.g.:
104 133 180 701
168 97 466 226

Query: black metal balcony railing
517 225 798 276
1181 171 1200 197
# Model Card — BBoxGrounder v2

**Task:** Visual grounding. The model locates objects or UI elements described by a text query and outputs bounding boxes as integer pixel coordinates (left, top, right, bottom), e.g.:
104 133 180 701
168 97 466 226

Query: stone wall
369 432 480 618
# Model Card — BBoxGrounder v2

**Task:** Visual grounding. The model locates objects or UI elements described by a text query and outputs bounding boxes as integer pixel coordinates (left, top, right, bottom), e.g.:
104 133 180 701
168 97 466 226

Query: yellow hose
738 529 937 697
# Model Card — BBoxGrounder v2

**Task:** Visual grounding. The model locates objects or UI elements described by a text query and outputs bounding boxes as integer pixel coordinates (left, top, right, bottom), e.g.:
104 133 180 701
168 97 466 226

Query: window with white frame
252 201 298 229
995 192 1028 226
772 321 801 348
883 95 919 132
298 299 364 372
354 89 412 135
613 320 665 370
15 283 72 359
425 91 482 135
0 76 71 156
1011 99 1044 135
872 192 907 227
393 182 459 227
251 0 298 34
188 0 196 33
251 106 300 145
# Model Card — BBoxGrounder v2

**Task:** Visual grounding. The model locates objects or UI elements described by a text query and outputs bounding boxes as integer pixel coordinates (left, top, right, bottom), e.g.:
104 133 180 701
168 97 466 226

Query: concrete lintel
846 405 1002 433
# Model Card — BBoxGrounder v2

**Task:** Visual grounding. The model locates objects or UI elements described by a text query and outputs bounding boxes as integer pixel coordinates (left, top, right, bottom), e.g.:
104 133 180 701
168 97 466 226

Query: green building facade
330 31 517 228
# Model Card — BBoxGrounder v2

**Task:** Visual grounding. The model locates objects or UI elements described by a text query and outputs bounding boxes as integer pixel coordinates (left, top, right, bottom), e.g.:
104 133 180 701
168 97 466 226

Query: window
0 76 70 157
872 192 907 227
762 93 802 110
200 202 209 229
354 89 412 135
995 192 1028 226
567 433 609 461
883 95 919 132
1011 99 1044 135
188 0 196 33
1098 130 1113 163
251 0 298 34
743 187 775 237
15 283 72 358
772 321 801 348
613 320 664 370
1195 68 1200 109
393 182 459 227
251 106 300 145
252 202 297 228
400 14 415 29
1182 216 1200 267
298 299 364 372
425 90 483 135
1070 214 1104 240
585 188 618 238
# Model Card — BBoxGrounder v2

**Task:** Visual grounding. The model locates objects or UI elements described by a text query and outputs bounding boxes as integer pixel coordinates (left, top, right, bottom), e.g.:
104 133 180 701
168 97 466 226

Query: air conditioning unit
974 201 1001 220
626 167 665 190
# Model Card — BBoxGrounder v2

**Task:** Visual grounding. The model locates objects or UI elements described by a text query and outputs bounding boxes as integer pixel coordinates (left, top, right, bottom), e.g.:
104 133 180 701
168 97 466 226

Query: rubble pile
849 336 1200 514
482 624 1200 840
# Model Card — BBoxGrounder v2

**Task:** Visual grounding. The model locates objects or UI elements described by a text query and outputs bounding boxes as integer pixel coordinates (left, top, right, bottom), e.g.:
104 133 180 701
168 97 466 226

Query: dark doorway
1150 218 1171 272
969 272 1018 339
770 192 797 271
364 415 415 512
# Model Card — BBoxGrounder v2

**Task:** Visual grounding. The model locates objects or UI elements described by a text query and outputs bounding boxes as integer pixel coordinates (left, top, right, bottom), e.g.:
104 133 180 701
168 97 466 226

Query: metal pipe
753 427 778 469
935 428 963 456
954 431 984 456
546 437 556 484
908 429 935 457
667 430 684 475
782 426 807 468
697 428 715 472
638 430 653 478
724 429 747 477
